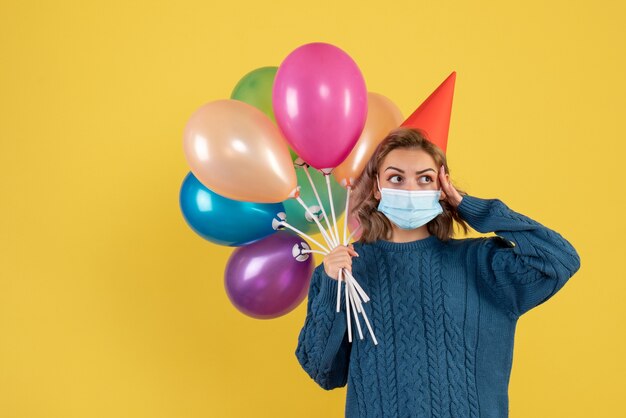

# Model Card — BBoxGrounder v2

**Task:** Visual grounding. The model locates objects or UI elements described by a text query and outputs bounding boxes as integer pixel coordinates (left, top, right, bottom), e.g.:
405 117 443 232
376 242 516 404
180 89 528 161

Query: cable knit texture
295 195 581 418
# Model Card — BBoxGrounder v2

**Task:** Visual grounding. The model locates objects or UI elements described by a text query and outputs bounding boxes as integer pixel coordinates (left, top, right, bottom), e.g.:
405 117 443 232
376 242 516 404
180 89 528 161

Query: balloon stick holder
275 166 378 346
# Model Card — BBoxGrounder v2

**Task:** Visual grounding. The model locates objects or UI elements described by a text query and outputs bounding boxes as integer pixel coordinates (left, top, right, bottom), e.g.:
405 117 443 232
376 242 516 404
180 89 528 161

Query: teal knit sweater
295 195 581 418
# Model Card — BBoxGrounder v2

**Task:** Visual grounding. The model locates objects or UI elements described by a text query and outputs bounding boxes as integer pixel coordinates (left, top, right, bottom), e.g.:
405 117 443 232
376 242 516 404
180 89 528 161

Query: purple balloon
272 42 368 170
224 230 314 319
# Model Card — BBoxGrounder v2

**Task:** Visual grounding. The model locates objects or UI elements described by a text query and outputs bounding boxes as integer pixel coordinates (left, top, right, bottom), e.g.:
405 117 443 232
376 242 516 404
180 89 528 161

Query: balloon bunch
180 42 455 346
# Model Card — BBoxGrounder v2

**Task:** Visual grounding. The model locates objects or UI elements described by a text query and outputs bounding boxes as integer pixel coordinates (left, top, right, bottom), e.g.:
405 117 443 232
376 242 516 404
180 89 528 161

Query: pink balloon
273 42 368 170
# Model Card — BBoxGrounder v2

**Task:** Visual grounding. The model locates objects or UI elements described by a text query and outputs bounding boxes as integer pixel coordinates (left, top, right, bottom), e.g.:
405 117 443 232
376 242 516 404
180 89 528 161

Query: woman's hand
323 244 359 281
439 164 463 208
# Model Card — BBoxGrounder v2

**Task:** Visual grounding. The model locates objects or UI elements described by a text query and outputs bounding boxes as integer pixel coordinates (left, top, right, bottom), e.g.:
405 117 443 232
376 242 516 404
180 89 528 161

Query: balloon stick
340 269 352 343
295 196 337 249
323 172 341 244
302 165 339 247
346 224 361 244
301 249 329 256
343 268 370 303
343 185 352 245
274 218 330 254
346 273 364 340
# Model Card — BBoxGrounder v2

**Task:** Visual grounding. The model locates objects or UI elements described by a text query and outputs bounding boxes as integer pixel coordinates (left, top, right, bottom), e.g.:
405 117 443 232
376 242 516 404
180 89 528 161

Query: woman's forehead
380 148 437 171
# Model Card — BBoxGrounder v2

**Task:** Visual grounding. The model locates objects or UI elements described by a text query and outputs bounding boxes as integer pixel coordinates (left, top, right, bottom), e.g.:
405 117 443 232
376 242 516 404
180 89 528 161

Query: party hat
401 71 456 154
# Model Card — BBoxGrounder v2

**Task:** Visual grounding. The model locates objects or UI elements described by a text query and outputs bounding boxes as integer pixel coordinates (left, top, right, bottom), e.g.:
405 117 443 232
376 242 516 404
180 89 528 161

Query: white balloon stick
345 273 363 313
336 265 343 313
345 224 361 246
346 276 364 340
295 196 336 250
277 221 330 254
343 269 377 345
324 174 341 245
343 185 352 245
357 298 378 345
301 249 329 256
343 268 370 303
339 269 352 343
303 166 339 248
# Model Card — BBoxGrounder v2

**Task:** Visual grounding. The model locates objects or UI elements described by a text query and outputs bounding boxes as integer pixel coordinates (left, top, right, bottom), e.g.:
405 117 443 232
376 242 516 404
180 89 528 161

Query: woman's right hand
323 244 359 281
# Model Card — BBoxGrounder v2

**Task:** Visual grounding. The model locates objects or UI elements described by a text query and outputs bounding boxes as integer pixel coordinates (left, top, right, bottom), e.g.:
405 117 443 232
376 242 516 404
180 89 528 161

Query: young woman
295 127 581 418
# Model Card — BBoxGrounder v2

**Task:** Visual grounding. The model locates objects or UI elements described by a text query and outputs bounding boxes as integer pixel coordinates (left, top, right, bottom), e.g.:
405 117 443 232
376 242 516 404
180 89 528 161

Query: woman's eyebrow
384 166 436 175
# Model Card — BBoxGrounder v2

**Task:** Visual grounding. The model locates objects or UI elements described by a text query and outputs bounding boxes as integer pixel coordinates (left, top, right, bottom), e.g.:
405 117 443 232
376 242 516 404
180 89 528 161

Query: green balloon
231 66 277 122
231 66 300 162
283 168 347 235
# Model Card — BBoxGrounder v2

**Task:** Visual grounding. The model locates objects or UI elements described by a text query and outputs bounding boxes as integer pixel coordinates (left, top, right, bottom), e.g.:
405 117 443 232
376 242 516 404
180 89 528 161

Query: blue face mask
376 176 444 230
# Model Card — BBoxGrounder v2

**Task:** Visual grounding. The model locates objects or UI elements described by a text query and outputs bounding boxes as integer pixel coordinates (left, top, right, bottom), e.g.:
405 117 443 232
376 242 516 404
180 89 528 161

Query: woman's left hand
439 165 463 208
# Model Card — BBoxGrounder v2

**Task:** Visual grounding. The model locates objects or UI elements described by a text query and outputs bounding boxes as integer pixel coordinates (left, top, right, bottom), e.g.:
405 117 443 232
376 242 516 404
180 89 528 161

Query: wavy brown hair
351 127 470 243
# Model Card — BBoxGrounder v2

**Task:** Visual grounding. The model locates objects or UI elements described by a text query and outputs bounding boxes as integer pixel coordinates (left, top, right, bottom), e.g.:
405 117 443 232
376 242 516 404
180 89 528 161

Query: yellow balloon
333 92 403 186
183 99 297 203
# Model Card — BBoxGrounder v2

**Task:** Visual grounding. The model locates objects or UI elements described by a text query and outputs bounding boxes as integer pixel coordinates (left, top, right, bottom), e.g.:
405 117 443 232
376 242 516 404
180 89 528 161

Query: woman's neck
389 225 431 243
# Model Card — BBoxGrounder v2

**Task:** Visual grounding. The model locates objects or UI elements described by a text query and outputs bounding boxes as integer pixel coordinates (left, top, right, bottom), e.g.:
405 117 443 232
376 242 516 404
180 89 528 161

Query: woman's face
374 148 446 200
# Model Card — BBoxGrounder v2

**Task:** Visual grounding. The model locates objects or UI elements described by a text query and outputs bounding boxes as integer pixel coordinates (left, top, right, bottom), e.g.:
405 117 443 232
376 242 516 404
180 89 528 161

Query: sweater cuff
318 266 341 309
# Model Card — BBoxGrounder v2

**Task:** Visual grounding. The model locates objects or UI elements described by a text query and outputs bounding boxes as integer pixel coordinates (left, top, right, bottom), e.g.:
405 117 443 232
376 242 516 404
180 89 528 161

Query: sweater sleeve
457 195 581 318
295 263 352 390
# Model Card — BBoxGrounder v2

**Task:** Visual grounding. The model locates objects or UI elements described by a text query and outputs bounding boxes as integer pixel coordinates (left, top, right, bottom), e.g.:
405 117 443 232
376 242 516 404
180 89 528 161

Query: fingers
439 164 450 188
327 253 353 269
439 164 463 208
438 165 448 200
330 244 358 256
323 245 359 280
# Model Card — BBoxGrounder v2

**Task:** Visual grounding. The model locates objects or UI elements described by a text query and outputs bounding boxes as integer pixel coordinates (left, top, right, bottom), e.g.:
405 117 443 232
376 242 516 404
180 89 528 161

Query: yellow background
1 0 624 417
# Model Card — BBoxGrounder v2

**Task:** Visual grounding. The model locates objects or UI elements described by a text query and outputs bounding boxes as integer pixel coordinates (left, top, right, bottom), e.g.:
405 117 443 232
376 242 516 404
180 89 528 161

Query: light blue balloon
179 172 284 246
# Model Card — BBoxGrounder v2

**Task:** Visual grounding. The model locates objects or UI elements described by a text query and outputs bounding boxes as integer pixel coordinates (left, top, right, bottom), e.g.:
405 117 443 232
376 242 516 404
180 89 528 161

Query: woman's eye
419 175 433 183
388 175 402 184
